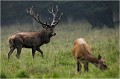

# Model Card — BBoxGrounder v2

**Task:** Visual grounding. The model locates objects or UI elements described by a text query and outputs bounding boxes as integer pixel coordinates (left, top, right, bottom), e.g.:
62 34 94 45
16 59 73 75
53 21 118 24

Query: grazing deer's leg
77 60 82 72
84 62 89 72
8 47 15 59
16 46 22 59
36 48 44 58
32 47 36 58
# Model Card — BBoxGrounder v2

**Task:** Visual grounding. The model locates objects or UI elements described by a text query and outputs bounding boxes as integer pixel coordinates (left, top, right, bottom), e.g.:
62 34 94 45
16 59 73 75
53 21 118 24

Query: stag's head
97 55 108 70
27 5 63 36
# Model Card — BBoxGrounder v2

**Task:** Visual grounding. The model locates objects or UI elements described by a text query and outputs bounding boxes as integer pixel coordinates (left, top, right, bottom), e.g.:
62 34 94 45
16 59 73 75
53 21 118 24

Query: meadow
0 21 119 78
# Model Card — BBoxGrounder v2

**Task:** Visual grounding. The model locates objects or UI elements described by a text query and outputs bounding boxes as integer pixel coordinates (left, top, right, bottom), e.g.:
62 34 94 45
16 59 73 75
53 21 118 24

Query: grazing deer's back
72 38 92 59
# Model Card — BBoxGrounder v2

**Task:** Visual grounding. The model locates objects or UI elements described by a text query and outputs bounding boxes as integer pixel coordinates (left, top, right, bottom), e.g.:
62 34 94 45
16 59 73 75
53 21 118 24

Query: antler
48 5 63 27
27 6 49 27
27 5 63 28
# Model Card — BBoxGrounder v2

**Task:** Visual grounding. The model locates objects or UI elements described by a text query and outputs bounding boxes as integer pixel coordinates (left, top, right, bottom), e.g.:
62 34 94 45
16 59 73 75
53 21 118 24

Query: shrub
0 72 7 78
16 71 29 78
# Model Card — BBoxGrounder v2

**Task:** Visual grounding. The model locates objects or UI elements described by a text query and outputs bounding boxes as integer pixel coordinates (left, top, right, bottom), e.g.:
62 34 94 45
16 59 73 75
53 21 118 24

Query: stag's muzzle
52 33 56 36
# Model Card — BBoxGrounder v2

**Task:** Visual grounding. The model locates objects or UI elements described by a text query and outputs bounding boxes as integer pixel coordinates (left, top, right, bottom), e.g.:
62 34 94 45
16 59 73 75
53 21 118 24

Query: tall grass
0 21 119 78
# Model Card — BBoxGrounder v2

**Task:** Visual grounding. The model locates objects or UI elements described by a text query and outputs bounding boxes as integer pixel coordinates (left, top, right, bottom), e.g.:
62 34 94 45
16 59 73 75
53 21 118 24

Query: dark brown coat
8 5 63 59
8 28 56 59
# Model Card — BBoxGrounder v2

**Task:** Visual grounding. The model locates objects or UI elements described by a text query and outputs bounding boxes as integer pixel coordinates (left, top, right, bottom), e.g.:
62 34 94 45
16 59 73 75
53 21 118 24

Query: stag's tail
8 35 15 48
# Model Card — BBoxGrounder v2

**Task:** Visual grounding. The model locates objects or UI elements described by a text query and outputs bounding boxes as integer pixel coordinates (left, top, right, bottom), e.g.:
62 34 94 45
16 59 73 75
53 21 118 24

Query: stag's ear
98 55 102 60
42 25 47 28
52 25 55 28
42 22 49 28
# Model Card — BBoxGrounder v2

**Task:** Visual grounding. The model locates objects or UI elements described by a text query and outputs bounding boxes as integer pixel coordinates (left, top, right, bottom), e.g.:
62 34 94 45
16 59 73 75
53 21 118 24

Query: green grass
0 22 119 78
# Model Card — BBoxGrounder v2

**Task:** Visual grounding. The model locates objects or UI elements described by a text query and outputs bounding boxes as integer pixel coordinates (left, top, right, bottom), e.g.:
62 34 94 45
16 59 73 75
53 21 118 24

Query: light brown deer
72 38 107 72
8 5 63 59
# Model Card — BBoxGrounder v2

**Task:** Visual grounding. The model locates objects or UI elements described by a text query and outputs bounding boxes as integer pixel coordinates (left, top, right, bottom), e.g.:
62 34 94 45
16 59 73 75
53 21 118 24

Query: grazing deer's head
97 55 107 70
27 5 63 37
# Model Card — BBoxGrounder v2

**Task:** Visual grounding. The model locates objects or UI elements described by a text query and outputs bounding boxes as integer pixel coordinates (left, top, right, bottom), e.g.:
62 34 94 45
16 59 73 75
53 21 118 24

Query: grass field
0 21 119 78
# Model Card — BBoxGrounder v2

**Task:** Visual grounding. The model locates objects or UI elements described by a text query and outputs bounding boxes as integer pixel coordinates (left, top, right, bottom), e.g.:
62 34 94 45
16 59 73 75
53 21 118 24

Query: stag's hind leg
36 48 44 58
16 46 22 59
8 47 15 59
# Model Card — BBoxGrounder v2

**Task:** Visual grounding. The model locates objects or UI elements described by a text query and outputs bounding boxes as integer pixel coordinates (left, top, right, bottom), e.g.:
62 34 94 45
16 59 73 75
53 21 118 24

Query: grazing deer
8 5 63 59
72 38 107 72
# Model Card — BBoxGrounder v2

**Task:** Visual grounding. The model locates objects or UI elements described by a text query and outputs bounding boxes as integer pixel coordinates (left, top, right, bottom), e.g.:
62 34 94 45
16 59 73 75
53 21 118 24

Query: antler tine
48 5 54 13
55 5 58 14
56 5 58 11
30 6 34 15
27 6 49 26
48 7 51 13
59 13 63 20
50 5 63 27
51 5 54 13
27 6 34 16
48 18 51 25
27 6 32 14
48 5 58 26
54 12 63 26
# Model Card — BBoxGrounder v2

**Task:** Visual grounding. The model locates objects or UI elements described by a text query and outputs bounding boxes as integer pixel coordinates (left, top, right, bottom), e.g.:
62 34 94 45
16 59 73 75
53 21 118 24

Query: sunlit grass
0 21 119 78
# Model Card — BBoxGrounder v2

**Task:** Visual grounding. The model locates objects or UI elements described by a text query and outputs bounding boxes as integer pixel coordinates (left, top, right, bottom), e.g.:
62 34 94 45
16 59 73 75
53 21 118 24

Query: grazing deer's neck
85 54 99 65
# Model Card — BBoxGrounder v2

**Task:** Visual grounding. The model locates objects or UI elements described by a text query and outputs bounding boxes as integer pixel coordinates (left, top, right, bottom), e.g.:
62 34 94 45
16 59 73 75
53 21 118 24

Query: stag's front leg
36 48 44 58
16 46 22 59
32 47 36 58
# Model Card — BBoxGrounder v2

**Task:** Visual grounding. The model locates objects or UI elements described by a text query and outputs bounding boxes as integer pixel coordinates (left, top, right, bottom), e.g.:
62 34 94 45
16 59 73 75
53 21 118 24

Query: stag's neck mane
38 29 51 44
40 29 47 33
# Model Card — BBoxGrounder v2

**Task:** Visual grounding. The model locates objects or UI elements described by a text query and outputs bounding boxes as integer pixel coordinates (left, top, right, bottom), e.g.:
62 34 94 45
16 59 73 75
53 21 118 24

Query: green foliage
16 71 29 78
1 21 119 78
0 72 7 78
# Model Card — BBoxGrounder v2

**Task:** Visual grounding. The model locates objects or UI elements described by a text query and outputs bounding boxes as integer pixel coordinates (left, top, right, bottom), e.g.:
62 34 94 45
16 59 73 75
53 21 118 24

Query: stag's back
72 38 92 59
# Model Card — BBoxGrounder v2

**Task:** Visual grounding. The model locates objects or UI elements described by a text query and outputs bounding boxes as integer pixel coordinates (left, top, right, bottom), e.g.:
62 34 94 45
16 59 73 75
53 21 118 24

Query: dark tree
1 1 119 28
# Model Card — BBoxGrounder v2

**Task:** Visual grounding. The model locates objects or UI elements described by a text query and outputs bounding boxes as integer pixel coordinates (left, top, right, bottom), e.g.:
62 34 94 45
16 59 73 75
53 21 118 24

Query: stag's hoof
16 55 20 59
41 54 44 58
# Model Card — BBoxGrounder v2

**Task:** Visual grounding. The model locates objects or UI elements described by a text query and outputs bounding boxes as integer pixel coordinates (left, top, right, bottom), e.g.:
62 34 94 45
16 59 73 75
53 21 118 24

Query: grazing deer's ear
98 55 102 60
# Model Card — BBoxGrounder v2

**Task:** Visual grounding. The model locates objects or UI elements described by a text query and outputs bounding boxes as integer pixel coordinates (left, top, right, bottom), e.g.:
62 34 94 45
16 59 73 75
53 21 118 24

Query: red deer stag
72 38 107 72
8 5 63 59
